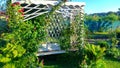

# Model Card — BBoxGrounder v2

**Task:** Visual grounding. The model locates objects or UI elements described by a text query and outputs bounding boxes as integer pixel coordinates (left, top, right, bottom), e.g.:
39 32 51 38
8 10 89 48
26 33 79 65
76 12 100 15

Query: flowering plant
0 2 41 68
7 2 24 24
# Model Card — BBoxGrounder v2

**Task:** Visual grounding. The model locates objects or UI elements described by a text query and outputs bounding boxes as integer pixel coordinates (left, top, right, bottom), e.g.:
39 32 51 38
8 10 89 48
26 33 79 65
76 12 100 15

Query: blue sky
72 0 120 14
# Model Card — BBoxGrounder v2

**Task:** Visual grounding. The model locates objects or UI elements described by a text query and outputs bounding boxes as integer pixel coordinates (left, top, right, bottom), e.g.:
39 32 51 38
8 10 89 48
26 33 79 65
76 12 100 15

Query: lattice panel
71 10 85 47
21 3 51 21
47 13 69 39
45 6 85 46
56 5 85 47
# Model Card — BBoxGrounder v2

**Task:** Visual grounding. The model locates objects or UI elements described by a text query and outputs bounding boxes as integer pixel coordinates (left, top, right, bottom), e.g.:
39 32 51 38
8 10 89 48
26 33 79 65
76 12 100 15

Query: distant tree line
85 11 120 32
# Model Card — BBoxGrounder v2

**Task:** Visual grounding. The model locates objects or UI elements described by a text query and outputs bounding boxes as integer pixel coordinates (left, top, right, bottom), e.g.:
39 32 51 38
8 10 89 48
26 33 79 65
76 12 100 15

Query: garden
0 0 120 68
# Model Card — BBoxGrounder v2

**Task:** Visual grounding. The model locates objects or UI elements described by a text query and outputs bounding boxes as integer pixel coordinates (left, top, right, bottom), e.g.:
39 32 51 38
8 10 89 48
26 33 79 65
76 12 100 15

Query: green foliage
96 41 110 48
80 44 106 68
115 27 120 38
39 59 44 68
85 13 120 61
0 19 8 34
0 43 26 59
107 47 120 58
85 15 108 32
104 13 119 23
0 2 45 68
85 13 119 32
58 26 71 50
98 32 120 59
3 63 15 68
87 33 110 39
85 15 100 22
0 1 65 68
93 31 120 59
85 44 106 60
106 36 120 58
115 27 120 33
104 57 120 68
89 59 106 68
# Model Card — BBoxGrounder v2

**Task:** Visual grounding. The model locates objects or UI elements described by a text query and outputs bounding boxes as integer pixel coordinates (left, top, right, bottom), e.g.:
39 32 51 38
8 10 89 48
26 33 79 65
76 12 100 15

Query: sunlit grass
104 58 120 68
94 32 109 34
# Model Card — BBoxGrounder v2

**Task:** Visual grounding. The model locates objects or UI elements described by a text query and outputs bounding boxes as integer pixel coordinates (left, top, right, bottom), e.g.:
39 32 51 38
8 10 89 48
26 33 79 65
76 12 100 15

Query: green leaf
0 54 11 63
3 63 15 68
12 50 18 58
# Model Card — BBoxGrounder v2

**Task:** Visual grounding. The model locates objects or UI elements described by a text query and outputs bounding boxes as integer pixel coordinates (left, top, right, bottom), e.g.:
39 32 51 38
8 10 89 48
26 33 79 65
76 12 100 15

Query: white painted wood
11 0 85 21
37 50 65 56
64 2 85 6
24 11 49 21
38 43 61 52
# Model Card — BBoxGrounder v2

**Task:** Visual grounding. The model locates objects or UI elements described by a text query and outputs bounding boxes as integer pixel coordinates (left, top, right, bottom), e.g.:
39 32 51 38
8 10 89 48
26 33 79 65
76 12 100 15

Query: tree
104 13 119 31
85 13 119 32
118 8 120 20
118 8 120 11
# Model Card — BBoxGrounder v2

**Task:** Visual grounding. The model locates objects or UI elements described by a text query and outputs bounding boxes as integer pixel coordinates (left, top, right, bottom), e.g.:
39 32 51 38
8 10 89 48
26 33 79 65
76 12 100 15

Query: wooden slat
37 50 66 56
11 1 85 21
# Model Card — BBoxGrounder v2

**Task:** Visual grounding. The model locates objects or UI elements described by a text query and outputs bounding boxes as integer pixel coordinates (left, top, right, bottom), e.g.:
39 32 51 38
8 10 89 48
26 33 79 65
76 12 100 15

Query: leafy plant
0 19 8 35
80 44 106 68
115 26 120 38
96 40 110 48
106 31 120 58
0 1 65 68
58 26 71 50
107 47 120 58
89 59 106 68
0 2 45 68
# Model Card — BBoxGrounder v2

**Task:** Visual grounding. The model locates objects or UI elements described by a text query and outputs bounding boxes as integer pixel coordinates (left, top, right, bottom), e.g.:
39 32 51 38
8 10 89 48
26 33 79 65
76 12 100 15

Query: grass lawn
104 57 120 68
41 53 120 68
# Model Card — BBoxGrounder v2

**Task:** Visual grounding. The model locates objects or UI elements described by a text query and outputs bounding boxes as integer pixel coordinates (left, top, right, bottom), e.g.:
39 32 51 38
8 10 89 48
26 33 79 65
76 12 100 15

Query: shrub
115 27 120 38
80 44 106 68
0 19 8 34
0 1 64 68
105 32 120 59
96 40 110 48
0 2 44 68
106 47 120 58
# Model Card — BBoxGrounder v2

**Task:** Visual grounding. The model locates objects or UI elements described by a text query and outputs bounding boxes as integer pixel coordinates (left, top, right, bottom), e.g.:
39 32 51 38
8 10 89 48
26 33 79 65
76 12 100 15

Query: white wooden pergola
11 0 85 21
11 0 85 56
